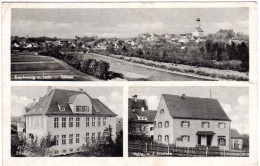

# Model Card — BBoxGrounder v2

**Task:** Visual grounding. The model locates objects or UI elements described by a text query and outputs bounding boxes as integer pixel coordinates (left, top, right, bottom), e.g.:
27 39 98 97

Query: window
158 122 162 128
69 134 73 144
62 118 66 128
86 133 89 143
218 136 226 146
86 118 90 127
165 121 169 128
150 127 154 131
103 117 106 126
202 122 210 128
98 117 101 126
55 151 59 155
82 106 89 112
69 118 73 127
54 117 59 128
181 121 190 128
76 118 80 127
153 121 156 128
165 135 169 142
160 109 164 114
76 134 80 143
92 133 95 141
181 135 190 142
76 106 82 112
98 132 101 139
158 135 162 142
41 117 44 128
62 135 66 145
218 122 226 129
54 135 59 145
70 149 73 152
63 150 66 153
92 118 95 126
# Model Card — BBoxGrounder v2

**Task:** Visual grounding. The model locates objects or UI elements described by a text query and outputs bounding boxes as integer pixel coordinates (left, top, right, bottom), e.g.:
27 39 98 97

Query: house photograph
11 86 123 157
128 86 249 157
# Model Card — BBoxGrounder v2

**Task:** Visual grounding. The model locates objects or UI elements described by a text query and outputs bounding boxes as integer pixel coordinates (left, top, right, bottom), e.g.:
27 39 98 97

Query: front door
198 135 212 146
201 135 207 145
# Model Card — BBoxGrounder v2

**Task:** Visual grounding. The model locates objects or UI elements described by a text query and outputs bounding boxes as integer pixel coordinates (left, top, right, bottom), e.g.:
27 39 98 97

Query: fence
128 142 249 157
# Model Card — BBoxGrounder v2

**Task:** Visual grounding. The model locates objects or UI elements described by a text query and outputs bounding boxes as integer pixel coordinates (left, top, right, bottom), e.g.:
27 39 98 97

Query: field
11 52 99 81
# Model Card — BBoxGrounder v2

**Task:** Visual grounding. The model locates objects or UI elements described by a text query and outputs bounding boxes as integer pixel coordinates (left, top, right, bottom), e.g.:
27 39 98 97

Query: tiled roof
128 110 157 123
25 89 117 117
231 129 243 139
162 94 231 121
128 98 148 111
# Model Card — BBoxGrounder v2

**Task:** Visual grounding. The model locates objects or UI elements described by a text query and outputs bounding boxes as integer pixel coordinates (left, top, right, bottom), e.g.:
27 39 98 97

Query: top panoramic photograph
11 8 249 81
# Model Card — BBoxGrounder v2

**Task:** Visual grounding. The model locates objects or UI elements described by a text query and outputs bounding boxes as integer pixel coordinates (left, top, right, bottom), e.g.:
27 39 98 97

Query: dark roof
25 89 117 117
162 94 231 121
231 129 243 139
128 98 148 111
196 27 204 32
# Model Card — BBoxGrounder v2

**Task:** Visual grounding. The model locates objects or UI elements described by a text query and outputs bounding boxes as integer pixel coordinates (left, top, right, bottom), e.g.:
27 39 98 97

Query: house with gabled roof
128 95 157 139
153 94 231 150
230 129 243 150
25 87 117 156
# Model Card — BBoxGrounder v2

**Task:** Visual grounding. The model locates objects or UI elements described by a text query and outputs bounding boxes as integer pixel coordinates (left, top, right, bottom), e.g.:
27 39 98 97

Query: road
82 53 209 81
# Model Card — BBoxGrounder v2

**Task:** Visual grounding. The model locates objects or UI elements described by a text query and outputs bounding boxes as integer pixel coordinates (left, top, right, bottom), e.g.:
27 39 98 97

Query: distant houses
230 129 243 150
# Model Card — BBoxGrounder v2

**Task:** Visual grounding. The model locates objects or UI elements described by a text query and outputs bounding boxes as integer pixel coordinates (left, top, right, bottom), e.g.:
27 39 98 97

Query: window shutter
208 122 210 128
181 121 183 127
224 123 226 128
188 122 190 127
188 136 190 142
201 122 203 128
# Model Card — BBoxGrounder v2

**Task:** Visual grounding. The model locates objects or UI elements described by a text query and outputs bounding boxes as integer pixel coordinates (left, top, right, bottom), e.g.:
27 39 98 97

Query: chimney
182 94 186 99
47 86 52 95
33 98 36 102
133 95 138 102
141 107 145 112
39 97 42 101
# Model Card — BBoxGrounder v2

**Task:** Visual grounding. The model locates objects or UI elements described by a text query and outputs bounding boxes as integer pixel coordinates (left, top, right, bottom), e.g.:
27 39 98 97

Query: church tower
196 17 201 27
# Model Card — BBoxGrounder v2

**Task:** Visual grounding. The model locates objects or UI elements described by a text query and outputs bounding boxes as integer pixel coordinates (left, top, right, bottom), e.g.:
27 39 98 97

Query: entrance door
207 135 212 146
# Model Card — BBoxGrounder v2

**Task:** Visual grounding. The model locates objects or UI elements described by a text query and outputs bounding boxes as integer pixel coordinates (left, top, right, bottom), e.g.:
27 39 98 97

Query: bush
94 60 110 79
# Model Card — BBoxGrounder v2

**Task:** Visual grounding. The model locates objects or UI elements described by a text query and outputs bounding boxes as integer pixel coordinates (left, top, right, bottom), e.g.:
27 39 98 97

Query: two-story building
25 87 117 156
153 94 231 150
128 95 157 139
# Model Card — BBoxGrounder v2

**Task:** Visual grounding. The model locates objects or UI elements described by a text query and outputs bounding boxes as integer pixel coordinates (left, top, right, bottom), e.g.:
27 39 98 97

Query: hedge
38 50 119 80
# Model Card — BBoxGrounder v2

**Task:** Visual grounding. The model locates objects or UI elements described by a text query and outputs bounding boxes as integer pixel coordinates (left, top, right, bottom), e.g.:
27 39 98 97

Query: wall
46 115 117 155
26 115 48 140
153 96 174 144
172 118 230 150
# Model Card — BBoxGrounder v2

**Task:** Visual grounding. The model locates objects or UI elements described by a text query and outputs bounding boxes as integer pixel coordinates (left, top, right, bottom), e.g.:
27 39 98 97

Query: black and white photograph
128 86 249 157
11 86 123 157
11 8 249 81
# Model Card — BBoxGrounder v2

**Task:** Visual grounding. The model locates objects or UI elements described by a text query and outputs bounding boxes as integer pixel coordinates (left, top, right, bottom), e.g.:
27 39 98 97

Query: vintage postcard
1 2 258 166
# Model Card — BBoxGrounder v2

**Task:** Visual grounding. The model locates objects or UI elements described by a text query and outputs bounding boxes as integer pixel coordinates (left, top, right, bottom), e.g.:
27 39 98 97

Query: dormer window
76 106 82 112
160 109 164 114
60 107 65 111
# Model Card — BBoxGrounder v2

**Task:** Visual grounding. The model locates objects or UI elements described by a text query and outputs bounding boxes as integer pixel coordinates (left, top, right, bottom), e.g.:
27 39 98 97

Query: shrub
94 60 110 79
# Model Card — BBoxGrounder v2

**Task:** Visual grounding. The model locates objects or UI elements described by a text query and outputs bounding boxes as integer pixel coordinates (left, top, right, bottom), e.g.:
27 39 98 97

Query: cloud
11 95 31 116
97 96 107 103
220 95 249 134
139 95 160 110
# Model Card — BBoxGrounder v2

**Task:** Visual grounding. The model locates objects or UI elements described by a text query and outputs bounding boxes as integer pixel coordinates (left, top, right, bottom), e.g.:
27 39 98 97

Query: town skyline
12 8 249 38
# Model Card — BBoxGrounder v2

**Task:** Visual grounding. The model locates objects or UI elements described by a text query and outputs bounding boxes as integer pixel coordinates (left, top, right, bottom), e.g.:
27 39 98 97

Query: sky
11 8 249 38
11 86 123 118
129 86 249 135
